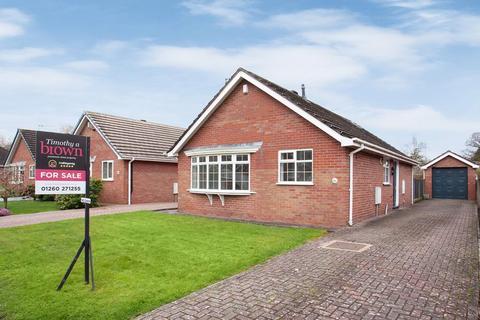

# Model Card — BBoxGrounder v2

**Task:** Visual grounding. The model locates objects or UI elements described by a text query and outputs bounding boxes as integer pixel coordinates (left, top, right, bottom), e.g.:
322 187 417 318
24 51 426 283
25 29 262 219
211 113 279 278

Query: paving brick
137 200 479 320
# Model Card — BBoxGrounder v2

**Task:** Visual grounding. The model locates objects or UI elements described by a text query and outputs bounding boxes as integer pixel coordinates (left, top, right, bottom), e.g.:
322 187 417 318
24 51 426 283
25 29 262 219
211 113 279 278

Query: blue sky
0 0 478 158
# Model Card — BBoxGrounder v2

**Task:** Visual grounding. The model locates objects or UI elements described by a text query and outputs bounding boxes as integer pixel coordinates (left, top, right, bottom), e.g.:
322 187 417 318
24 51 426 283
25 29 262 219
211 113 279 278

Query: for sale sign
35 131 89 195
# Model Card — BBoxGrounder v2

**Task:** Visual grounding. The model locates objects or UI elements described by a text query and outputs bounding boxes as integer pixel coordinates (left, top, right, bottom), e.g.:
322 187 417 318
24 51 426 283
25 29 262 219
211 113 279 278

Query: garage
432 167 467 199
421 151 478 201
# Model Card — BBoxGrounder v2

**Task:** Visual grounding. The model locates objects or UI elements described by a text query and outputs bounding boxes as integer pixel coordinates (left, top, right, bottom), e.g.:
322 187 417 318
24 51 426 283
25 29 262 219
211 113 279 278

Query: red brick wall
79 120 179 204
79 123 128 204
9 138 35 187
178 80 352 227
424 155 477 200
132 161 177 203
352 153 413 223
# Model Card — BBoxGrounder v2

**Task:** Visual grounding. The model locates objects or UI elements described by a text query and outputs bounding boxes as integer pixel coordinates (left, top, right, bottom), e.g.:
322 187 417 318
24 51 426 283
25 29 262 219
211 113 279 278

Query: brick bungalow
73 112 184 204
168 68 417 227
421 151 478 200
4 129 37 186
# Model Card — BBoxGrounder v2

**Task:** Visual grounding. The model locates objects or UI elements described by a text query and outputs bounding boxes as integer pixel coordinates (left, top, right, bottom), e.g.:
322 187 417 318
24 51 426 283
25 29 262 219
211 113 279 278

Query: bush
21 185 55 201
0 208 11 216
56 179 103 210
23 185 35 198
36 194 56 201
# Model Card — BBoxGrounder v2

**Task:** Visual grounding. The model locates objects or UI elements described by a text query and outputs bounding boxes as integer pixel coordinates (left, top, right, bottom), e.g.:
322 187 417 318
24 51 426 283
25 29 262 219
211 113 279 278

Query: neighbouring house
73 112 185 204
4 129 37 187
0 146 8 168
421 151 478 200
168 68 417 228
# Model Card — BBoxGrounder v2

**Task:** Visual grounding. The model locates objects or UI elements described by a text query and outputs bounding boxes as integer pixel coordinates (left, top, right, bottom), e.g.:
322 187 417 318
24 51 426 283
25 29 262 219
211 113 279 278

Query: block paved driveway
138 200 479 320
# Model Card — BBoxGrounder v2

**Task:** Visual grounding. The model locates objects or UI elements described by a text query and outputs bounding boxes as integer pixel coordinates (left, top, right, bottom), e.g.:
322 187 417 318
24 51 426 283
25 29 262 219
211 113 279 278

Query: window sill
383 182 391 186
276 182 314 186
188 189 255 196
102 178 114 182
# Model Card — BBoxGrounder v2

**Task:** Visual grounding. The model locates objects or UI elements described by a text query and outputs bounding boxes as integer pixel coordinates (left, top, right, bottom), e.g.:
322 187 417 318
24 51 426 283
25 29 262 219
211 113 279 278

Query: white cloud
64 60 109 72
142 44 366 87
405 10 480 47
92 40 129 55
375 0 436 9
302 25 420 67
0 67 89 90
259 8 355 30
0 47 61 63
181 0 252 25
0 8 30 38
355 105 478 133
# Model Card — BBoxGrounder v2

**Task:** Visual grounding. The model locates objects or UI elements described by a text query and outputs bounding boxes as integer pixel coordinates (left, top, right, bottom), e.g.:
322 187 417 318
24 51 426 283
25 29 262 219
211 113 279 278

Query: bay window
191 154 250 192
278 149 313 184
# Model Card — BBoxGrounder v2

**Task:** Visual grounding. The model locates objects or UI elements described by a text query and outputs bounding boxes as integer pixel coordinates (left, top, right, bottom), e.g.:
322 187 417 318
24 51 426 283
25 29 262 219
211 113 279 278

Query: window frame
101 160 114 181
28 165 35 180
277 149 314 186
190 153 251 194
383 159 391 185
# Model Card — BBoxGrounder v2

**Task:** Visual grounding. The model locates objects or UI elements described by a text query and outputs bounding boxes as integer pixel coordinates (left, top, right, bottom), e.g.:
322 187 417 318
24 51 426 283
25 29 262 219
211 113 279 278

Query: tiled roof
241 69 405 155
19 129 37 159
83 112 185 162
170 68 407 158
0 146 8 166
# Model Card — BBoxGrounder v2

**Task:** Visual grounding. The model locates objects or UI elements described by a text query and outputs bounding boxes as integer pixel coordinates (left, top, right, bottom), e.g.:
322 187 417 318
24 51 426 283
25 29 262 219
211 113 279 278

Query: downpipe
128 157 135 205
349 144 365 226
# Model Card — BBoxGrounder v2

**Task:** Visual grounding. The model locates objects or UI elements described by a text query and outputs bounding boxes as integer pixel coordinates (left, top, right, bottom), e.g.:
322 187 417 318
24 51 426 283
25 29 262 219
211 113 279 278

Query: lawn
2 200 59 214
0 212 325 320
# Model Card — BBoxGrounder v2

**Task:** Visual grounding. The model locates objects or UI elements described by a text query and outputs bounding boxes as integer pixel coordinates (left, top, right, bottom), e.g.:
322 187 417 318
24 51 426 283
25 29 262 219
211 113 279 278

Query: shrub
23 185 35 198
36 194 56 201
0 208 11 216
56 179 103 210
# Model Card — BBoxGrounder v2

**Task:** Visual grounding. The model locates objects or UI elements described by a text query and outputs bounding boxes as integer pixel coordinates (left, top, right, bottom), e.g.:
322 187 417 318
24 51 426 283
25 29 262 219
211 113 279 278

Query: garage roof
421 151 479 170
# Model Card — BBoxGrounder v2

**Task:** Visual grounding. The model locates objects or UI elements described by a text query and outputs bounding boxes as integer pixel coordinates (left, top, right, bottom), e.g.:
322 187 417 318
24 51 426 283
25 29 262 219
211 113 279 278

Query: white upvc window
29 165 35 180
102 160 114 181
278 149 313 185
191 154 250 192
383 159 390 185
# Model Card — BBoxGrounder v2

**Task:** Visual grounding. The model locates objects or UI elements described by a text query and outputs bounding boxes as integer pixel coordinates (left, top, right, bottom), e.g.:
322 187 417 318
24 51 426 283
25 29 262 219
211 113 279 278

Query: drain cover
321 240 371 252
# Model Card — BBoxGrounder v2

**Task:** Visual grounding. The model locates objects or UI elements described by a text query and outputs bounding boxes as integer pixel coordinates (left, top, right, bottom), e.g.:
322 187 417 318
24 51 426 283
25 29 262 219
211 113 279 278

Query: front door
393 161 400 208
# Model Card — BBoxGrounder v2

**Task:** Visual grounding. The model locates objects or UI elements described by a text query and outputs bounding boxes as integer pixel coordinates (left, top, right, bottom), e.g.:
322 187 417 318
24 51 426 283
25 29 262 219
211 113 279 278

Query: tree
405 137 428 165
0 167 24 209
60 125 74 134
0 135 10 149
464 132 480 162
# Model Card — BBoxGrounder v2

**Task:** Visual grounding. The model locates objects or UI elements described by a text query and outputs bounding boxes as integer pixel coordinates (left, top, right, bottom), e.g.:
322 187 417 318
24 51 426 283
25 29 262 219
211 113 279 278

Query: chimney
301 84 306 99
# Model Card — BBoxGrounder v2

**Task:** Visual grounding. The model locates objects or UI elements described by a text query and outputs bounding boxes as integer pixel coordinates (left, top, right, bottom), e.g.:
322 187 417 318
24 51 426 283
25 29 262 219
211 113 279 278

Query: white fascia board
75 114 124 160
352 138 418 165
168 71 352 156
356 144 417 166
184 142 262 156
4 131 22 165
421 151 479 169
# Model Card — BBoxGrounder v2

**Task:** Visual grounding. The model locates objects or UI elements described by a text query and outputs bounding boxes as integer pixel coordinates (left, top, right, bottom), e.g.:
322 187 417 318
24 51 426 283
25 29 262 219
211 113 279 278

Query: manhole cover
320 240 371 252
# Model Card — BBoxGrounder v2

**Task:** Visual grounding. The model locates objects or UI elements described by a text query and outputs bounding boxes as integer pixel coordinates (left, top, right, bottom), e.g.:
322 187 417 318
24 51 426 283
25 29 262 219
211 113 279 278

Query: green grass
2 200 59 214
0 212 325 320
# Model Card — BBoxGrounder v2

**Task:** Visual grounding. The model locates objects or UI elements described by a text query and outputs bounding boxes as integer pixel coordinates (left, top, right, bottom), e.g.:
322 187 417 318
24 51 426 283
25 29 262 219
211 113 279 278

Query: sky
0 0 478 159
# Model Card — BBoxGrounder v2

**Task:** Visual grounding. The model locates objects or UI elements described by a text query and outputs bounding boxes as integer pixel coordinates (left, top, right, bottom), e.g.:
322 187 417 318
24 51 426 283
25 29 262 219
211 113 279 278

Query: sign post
34 131 94 290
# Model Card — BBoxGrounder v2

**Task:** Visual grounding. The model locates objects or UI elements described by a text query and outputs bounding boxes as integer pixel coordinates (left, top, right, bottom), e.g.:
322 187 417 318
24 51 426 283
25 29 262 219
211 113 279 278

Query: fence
413 179 424 202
